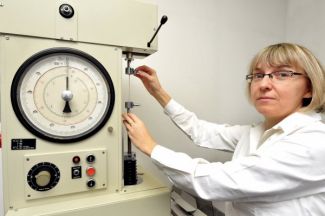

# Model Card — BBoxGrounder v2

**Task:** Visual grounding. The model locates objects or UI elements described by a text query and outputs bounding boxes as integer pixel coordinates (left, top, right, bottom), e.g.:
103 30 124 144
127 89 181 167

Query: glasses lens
273 71 292 80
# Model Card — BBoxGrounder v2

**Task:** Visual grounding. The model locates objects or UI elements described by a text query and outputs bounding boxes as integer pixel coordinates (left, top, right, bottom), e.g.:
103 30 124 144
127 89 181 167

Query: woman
122 43 325 215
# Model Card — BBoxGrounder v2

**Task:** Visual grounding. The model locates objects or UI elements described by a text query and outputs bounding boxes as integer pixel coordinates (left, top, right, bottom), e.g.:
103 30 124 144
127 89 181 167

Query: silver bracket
125 101 140 113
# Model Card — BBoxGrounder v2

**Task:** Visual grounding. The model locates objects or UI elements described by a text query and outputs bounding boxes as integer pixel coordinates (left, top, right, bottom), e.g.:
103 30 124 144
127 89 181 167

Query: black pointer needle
63 77 72 113
62 58 72 113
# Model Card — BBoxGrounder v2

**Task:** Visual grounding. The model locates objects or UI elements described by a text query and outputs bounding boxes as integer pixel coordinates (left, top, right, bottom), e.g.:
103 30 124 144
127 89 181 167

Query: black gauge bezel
11 47 115 143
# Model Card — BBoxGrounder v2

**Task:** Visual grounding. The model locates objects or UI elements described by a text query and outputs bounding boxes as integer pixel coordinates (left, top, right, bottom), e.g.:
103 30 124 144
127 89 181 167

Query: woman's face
250 64 311 125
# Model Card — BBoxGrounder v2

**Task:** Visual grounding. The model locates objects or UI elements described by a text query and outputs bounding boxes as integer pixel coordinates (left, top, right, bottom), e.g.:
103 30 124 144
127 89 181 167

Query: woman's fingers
122 113 134 124
121 113 156 156
135 65 155 75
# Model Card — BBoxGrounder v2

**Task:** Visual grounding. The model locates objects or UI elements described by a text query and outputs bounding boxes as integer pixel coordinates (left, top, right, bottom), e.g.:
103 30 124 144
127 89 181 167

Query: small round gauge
27 162 60 191
11 48 115 143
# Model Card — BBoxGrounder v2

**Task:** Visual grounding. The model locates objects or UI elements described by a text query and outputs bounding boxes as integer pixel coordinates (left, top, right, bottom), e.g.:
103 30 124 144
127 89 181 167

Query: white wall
286 0 325 59
127 0 287 185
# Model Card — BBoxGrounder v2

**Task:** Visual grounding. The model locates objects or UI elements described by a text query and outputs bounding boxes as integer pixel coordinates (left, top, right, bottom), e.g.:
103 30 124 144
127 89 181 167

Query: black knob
160 15 168 25
59 4 74 19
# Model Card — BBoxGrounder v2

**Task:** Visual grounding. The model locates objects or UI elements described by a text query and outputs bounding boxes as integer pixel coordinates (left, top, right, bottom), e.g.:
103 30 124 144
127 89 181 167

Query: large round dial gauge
11 48 115 143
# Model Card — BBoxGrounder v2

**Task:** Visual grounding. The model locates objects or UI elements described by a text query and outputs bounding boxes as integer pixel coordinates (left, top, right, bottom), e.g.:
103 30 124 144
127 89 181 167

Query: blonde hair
247 43 325 113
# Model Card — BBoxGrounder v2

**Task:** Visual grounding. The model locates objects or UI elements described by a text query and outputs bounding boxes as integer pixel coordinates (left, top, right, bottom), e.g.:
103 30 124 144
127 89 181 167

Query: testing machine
0 0 170 215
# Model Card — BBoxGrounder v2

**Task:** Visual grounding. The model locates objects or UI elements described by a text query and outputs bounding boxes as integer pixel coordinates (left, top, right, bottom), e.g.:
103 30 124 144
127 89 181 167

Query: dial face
11 48 115 143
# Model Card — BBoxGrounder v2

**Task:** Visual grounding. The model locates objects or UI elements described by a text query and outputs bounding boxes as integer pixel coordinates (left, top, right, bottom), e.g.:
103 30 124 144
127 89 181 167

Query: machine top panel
0 0 158 55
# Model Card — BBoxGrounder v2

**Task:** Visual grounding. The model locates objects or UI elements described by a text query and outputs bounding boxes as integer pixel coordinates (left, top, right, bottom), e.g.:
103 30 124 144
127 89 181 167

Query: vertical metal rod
125 52 134 155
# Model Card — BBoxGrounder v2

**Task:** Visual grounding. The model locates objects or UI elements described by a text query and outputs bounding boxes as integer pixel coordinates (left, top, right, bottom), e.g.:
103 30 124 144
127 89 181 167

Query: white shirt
151 99 325 216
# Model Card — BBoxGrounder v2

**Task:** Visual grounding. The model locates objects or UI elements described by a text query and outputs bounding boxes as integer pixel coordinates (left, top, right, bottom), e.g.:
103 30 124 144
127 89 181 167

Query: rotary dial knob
27 162 60 191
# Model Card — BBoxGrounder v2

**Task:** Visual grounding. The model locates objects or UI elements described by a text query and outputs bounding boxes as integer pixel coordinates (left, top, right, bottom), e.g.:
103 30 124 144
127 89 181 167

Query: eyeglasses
246 71 305 83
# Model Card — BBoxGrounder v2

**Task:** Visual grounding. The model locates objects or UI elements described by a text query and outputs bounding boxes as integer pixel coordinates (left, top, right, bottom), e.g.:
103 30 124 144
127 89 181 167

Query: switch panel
24 149 107 200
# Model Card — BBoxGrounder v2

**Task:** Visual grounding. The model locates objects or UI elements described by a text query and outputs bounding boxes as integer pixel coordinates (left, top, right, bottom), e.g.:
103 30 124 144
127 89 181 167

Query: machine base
5 187 170 216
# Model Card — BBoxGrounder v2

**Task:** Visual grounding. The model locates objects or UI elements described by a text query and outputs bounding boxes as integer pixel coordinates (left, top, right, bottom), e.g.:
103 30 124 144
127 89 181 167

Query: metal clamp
125 101 140 112
125 52 135 75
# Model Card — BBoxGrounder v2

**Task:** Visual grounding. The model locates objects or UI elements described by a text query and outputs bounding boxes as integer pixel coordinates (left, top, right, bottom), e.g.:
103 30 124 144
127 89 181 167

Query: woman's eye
277 71 290 77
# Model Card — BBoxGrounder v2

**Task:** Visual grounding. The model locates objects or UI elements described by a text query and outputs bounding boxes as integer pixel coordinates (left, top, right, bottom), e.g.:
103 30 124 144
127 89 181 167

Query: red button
86 167 96 177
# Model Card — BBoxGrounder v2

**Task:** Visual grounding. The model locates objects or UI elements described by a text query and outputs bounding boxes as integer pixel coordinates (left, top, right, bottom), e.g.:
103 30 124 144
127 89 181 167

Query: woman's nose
258 75 273 90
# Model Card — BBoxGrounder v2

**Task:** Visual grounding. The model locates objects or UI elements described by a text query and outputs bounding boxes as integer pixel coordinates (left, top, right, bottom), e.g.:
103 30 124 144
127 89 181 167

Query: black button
86 155 96 163
87 179 96 188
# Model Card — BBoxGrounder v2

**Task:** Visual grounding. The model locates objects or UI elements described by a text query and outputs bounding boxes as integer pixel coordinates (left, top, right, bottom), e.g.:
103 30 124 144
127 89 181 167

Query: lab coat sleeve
151 128 325 202
164 99 247 152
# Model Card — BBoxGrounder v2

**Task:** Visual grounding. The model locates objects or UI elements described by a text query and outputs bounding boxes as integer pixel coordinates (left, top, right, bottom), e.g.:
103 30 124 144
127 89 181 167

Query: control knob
27 162 60 191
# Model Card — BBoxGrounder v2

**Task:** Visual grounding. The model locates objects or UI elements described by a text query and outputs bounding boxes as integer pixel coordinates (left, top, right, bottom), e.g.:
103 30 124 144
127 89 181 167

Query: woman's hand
122 112 157 156
135 65 171 107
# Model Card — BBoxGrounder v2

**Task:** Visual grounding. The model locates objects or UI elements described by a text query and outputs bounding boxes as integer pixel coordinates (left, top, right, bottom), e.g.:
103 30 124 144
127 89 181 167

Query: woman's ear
303 78 313 99
303 91 312 99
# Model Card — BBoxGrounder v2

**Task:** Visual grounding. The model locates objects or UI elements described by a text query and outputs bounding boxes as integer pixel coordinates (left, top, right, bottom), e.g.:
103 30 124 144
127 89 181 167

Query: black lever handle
147 15 168 48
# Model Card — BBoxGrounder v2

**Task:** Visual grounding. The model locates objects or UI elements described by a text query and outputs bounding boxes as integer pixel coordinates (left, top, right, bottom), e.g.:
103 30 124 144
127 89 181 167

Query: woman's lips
257 96 275 102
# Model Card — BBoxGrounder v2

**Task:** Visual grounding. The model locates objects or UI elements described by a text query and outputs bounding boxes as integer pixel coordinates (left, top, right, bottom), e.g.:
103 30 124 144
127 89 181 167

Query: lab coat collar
252 111 322 151
272 111 322 133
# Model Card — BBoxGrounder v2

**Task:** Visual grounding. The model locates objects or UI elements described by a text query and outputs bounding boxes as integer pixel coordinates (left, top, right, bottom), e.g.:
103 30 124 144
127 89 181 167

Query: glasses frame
246 71 305 83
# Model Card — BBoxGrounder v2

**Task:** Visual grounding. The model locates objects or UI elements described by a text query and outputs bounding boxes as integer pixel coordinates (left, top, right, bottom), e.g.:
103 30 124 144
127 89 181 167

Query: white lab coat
151 99 325 216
